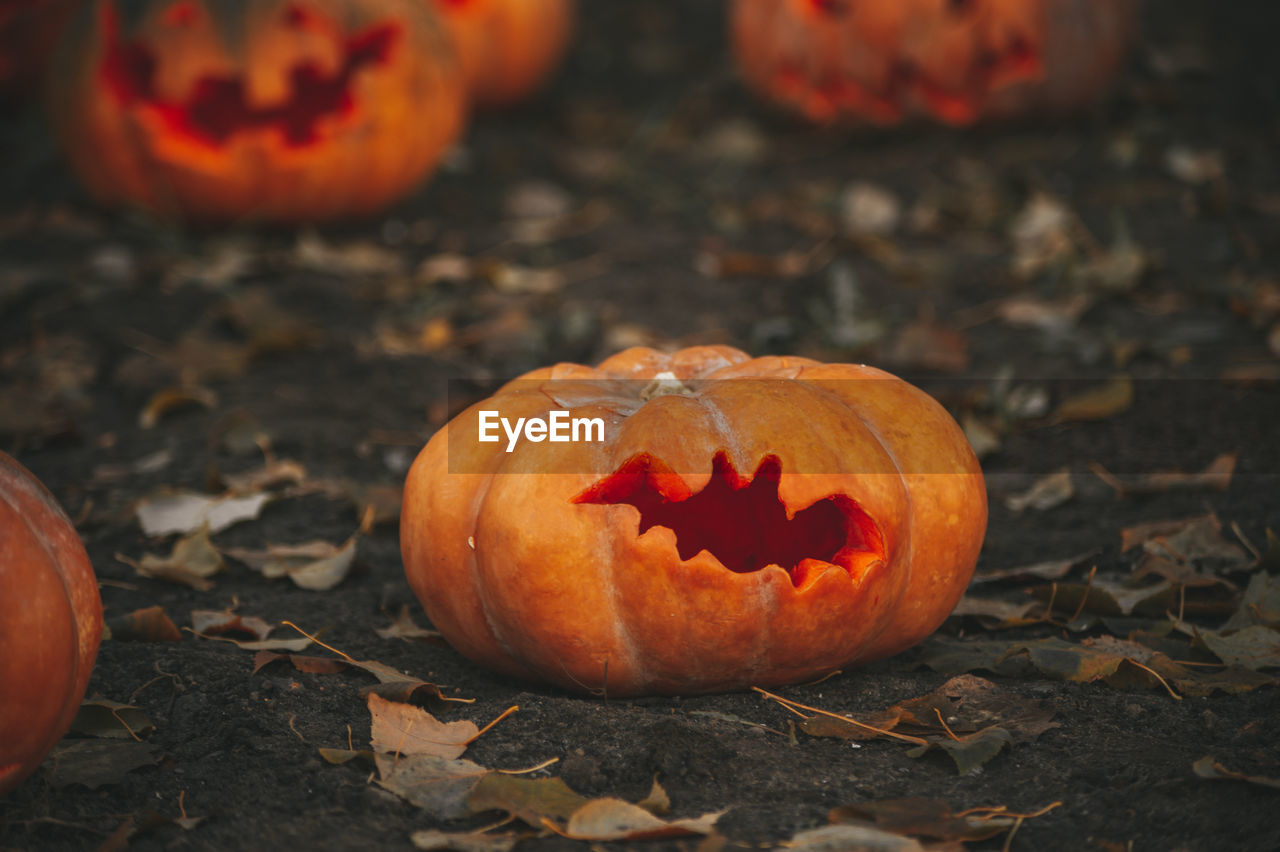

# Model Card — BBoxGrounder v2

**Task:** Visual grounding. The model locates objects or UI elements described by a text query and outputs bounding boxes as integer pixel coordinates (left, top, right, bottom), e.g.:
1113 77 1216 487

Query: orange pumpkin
47 0 466 223
431 0 573 107
401 346 986 696
0 452 102 796
731 0 1140 126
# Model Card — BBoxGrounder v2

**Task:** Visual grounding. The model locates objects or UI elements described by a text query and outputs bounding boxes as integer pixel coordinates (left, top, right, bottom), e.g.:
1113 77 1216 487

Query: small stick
752 687 927 746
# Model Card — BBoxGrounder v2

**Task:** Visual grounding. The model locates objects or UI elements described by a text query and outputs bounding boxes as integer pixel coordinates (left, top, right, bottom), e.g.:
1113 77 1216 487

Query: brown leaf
950 596 1044 630
106 606 182 643
1192 756 1280 790
1004 469 1074 513
189 609 273 641
135 490 270 537
1194 625 1280 670
118 527 224 591
1051 375 1133 423
253 651 346 675
368 693 478 759
1221 572 1280 632
138 386 217 429
971 551 1095 585
1141 514 1251 568
830 797 1014 843
558 799 724 841
375 605 445 643
70 699 155 740
43 741 159 790
376 754 490 819
224 533 359 591
410 829 517 852
1093 453 1236 496
466 774 591 824
783 824 924 851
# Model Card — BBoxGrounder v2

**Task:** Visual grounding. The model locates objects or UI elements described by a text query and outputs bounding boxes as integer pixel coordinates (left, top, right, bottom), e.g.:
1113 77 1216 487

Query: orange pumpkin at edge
432 0 574 107
46 0 467 223
730 0 1141 126
400 346 987 697
1 452 102 796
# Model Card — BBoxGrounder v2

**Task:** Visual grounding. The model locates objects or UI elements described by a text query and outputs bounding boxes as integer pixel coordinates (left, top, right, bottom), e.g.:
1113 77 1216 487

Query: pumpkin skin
0 452 102 796
431 0 573 107
47 0 466 223
401 346 986 697
730 0 1140 126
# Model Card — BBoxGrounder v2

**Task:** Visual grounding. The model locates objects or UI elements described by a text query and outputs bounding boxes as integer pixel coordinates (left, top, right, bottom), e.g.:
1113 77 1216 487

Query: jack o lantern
1 452 102 796
47 0 466 223
401 346 986 696
431 0 573 107
731 0 1140 126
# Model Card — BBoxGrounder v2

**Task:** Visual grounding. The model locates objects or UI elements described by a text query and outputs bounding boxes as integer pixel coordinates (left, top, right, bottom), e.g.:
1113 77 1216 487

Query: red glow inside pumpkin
97 2 401 148
575 451 885 586
770 0 1044 125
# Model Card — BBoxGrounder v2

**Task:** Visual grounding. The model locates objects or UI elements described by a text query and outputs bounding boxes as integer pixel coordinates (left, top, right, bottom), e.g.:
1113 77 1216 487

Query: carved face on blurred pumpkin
48 0 466 222
731 0 1140 126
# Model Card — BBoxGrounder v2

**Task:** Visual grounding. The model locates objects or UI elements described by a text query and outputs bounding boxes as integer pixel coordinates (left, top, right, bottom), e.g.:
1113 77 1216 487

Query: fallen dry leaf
70 698 154 740
1050 375 1133 423
829 797 1018 843
224 533 359 591
1221 572 1280 632
118 527 224 591
44 740 159 790
189 609 274 641
138 385 217 429
782 824 924 851
106 606 182 643
375 605 445 643
135 490 271 537
410 829 517 852
1192 756 1280 790
971 551 1095 585
376 754 491 819
556 798 724 842
1091 453 1236 497
1004 469 1074 513
368 693 478 759
1193 625 1280 671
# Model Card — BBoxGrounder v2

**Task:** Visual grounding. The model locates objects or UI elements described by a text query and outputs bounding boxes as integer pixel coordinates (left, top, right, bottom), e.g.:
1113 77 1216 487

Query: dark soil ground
3 2 1280 850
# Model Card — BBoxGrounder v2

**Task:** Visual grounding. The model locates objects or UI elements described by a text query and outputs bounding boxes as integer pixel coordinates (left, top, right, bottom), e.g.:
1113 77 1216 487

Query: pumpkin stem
639 371 693 401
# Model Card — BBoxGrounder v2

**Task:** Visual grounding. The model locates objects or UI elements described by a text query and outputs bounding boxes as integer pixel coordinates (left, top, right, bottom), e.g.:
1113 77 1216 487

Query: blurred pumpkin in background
1 452 102 796
401 346 987 697
47 0 466 223
432 0 573 107
731 0 1140 126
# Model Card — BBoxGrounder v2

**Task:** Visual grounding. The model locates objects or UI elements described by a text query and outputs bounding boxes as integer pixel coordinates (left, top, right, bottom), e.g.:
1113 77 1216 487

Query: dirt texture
3 2 1280 851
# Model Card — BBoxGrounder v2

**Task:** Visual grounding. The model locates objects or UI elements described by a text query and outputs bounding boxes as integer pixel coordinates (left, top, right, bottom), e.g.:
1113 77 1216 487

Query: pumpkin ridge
574 451 886 588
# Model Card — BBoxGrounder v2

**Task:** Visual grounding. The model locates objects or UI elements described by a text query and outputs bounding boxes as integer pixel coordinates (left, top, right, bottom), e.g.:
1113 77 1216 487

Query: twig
752 687 927 746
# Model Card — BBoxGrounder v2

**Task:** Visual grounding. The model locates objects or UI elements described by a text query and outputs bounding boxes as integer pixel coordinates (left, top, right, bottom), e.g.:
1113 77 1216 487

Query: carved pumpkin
730 0 1140 126
401 346 986 696
432 0 573 107
0 452 102 796
47 0 466 223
